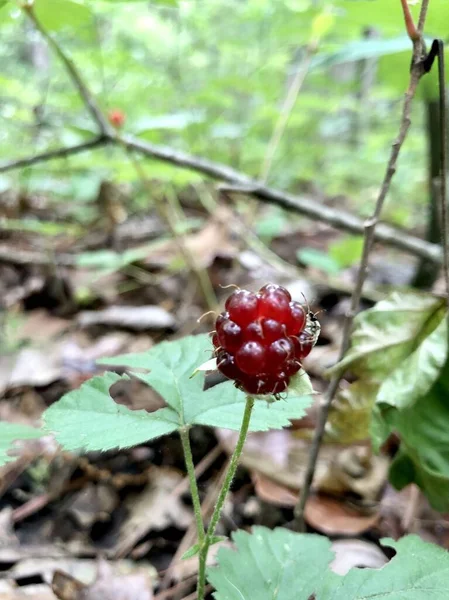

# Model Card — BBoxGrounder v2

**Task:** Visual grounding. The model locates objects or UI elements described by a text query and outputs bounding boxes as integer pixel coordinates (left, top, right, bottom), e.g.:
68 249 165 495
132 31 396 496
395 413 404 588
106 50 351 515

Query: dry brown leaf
52 559 154 600
112 467 192 559
304 494 379 536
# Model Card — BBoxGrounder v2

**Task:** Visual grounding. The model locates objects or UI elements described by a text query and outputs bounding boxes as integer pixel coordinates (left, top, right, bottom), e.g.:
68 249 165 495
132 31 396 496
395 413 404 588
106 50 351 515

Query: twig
0 135 443 265
0 136 108 173
22 3 113 136
293 0 432 531
435 40 449 310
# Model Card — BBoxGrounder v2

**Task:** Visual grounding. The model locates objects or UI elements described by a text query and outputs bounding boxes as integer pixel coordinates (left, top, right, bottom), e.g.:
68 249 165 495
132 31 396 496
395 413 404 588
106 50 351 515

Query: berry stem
179 427 205 545
196 395 255 600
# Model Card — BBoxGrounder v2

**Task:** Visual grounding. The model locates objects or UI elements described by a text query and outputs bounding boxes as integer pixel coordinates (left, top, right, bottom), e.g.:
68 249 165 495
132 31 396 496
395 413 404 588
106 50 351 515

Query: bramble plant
2 284 449 598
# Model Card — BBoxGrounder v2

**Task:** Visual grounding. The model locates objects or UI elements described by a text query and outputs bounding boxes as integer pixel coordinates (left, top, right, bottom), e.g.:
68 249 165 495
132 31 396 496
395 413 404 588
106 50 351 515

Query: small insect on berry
213 283 320 398
108 109 126 129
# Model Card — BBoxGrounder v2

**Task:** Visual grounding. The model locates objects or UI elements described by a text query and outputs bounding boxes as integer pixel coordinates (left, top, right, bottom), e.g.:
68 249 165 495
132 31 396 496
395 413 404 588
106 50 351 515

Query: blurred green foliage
0 0 447 229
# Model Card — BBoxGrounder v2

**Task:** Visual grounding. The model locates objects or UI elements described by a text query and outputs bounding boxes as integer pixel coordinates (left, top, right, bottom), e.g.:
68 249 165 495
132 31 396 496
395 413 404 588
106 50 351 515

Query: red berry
292 332 314 359
225 290 259 327
258 290 291 323
287 301 306 335
238 374 289 396
211 284 314 396
284 359 301 376
217 351 242 380
217 319 242 353
245 321 264 341
261 318 285 343
259 283 291 302
266 338 295 374
235 341 266 375
108 109 125 128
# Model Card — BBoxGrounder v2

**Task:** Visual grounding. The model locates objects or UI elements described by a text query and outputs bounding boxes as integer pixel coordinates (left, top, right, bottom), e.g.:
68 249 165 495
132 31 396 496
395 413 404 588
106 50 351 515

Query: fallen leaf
112 467 192 558
305 494 380 536
330 539 387 575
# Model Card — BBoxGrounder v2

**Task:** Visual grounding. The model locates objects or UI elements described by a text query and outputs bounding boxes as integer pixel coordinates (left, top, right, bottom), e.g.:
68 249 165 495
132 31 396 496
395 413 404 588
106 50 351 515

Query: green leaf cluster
328 291 449 509
209 526 449 599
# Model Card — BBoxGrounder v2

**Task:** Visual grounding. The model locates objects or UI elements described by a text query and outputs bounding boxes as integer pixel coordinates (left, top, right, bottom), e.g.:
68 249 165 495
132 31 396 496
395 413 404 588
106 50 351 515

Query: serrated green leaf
0 423 44 467
210 528 449 600
328 292 445 380
319 535 449 599
100 335 314 432
377 315 448 410
43 372 178 452
209 527 334 599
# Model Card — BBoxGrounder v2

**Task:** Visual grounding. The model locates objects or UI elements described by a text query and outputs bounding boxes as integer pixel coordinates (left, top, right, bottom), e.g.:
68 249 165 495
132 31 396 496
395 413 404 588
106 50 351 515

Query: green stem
197 396 255 600
179 426 205 545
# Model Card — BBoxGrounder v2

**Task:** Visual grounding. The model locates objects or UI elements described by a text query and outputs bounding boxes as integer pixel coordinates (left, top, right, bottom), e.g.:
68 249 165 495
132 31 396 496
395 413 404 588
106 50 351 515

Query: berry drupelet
213 283 317 396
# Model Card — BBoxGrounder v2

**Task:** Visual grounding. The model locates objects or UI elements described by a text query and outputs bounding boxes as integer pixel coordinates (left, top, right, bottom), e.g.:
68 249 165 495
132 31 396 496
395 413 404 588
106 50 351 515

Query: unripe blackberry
213 283 319 396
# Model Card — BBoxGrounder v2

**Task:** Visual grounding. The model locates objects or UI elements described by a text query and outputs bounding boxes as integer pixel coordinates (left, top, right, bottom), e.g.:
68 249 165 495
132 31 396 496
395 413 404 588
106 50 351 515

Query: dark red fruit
293 331 314 359
235 341 266 375
261 318 285 343
266 338 295 373
217 351 242 380
258 290 291 322
245 321 264 341
259 283 291 302
284 359 301 376
213 283 316 396
217 319 242 353
287 301 306 335
225 290 259 327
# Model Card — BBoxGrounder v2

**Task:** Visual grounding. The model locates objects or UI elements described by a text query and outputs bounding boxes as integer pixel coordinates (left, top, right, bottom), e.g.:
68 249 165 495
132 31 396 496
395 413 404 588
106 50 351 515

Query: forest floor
1 189 447 600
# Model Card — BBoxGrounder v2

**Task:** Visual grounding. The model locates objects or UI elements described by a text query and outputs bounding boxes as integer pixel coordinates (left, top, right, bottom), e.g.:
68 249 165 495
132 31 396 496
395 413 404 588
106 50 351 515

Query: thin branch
436 39 449 310
22 4 113 136
293 0 432 531
0 132 443 266
0 136 108 173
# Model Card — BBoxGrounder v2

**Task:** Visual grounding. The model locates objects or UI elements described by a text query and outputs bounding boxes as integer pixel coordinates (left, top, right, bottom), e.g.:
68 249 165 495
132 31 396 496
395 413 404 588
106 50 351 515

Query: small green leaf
33 0 93 31
43 372 178 452
0 423 44 467
181 543 200 560
182 536 226 560
377 315 448 410
297 247 340 275
210 527 449 599
329 236 364 268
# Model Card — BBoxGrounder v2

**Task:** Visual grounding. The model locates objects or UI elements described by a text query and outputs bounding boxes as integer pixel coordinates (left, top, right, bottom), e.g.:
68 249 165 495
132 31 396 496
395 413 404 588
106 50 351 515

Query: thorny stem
197 396 255 600
293 0 432 531
179 427 205 545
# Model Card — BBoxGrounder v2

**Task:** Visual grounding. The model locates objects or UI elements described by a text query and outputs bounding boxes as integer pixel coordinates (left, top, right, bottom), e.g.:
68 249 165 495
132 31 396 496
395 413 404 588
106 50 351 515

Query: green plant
1 287 316 599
